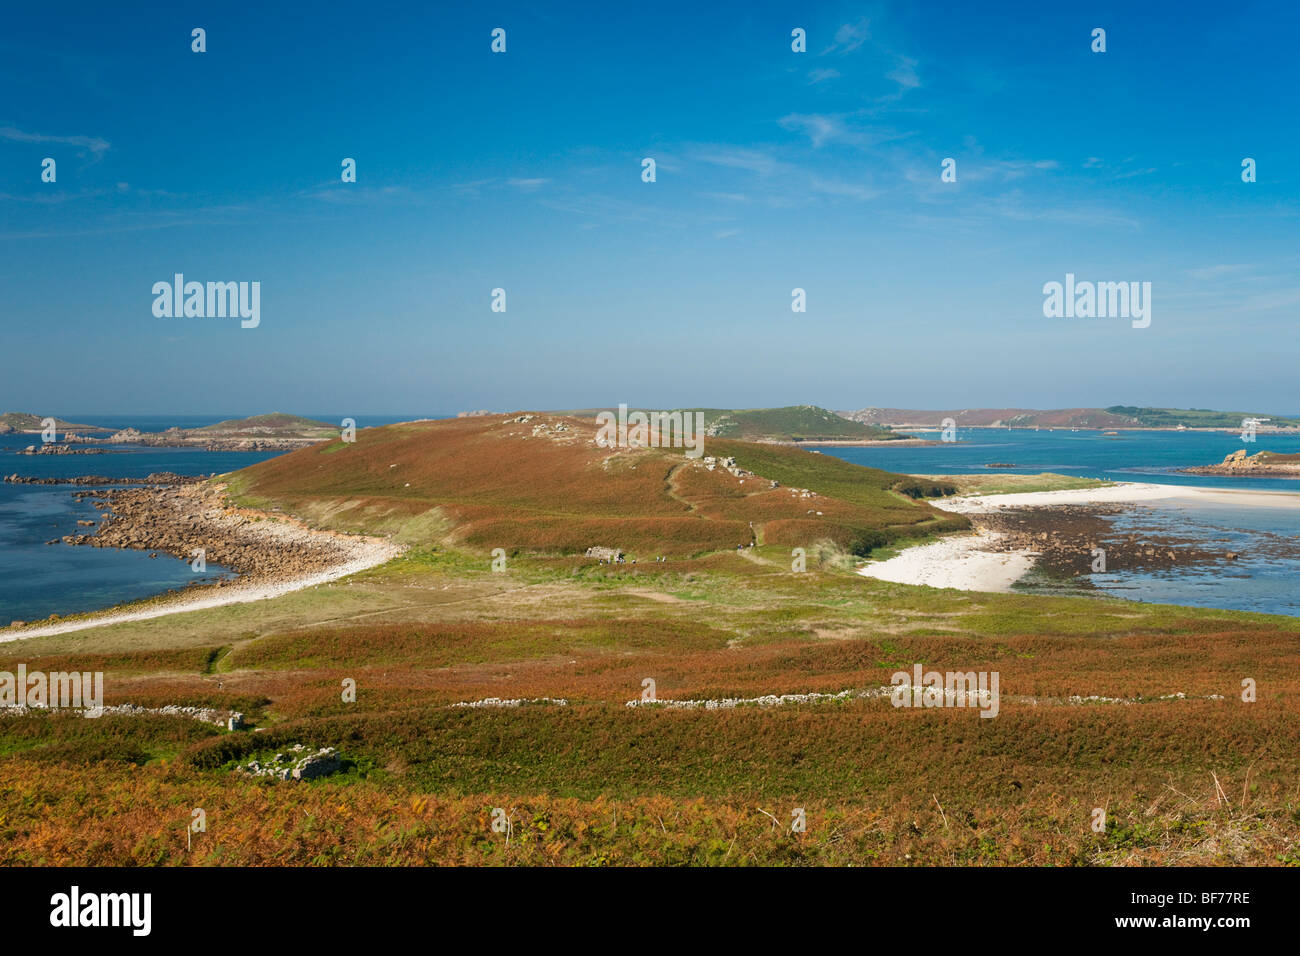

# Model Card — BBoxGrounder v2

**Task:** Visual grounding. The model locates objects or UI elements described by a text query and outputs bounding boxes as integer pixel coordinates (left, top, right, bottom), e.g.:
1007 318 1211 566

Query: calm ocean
3 422 1299 621
820 428 1300 616
0 415 430 623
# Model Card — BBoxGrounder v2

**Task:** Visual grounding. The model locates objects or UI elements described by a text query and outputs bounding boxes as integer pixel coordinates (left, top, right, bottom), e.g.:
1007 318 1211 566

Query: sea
0 415 426 624
3 421 1299 622
818 428 1300 616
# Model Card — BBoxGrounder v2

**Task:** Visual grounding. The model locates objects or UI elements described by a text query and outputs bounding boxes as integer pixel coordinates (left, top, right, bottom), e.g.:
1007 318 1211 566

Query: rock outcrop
58 482 377 583
238 745 341 781
15 444 107 456
1183 450 1300 476
4 472 203 486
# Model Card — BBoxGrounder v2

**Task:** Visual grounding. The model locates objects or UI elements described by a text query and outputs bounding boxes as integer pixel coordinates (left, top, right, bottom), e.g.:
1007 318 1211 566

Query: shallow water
1084 499 1300 615
0 414 427 623
4 421 1299 621
820 429 1300 616
820 427 1300 491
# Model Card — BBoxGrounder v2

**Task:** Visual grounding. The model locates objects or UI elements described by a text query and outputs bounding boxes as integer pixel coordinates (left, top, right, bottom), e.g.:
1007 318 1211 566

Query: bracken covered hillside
223 413 967 558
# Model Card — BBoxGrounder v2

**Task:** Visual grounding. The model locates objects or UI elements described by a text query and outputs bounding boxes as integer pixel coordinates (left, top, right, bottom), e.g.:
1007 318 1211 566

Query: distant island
838 405 1300 431
552 405 905 444
702 405 904 442
0 412 109 434
5 406 902 450
0 411 341 451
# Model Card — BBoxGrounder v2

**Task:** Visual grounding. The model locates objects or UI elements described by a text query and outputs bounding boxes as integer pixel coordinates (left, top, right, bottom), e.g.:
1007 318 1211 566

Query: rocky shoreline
971 504 1239 583
1182 449 1300 477
64 482 381 583
64 431 322 451
3 480 404 635
15 444 108 456
859 482 1297 596
4 472 205 486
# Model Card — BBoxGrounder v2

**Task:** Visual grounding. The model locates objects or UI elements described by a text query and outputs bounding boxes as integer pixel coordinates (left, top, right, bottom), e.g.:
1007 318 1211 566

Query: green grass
198 412 339 437
1106 406 1300 428
912 473 1114 496
693 405 899 442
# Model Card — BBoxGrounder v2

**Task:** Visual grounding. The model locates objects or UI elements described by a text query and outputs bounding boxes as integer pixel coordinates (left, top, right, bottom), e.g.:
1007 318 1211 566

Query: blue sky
2 0 1297 416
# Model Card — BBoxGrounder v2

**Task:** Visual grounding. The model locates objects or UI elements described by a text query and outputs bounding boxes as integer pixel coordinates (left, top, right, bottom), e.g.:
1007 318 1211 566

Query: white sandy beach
9 479 1300 636
0 538 404 642
936 481 1300 514
857 528 1038 592
857 480 1300 593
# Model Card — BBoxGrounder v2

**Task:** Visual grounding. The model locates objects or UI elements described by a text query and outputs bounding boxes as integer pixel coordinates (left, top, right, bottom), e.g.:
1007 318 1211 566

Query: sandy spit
1 490 404 642
856 481 1300 593
937 481 1300 514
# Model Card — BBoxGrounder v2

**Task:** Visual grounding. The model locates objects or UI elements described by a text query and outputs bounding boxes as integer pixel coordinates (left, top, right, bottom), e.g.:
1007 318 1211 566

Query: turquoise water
4 422 1300 621
819 429 1300 616
1096 501 1300 615
0 414 428 624
818 427 1300 491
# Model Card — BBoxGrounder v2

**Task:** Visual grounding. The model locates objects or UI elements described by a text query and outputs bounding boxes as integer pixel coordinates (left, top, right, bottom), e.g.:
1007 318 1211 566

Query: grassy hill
196 413 338 438
699 405 900 441
0 412 106 433
1104 406 1300 428
224 413 964 558
557 405 901 442
5 412 1300 867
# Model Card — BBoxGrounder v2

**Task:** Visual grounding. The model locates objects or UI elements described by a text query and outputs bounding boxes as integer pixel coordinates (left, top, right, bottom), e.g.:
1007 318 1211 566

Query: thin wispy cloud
305 184 415 204
780 113 845 149
0 125 110 162
536 192 683 228
0 205 264 241
691 146 785 176
0 189 107 205
977 194 1141 231
1233 287 1300 311
1186 264 1253 280
448 177 551 196
991 159 1059 181
825 18 870 55
779 112 912 150
886 57 921 91
1082 156 1158 180
450 178 496 195
809 176 880 201
903 146 1058 190
817 19 920 101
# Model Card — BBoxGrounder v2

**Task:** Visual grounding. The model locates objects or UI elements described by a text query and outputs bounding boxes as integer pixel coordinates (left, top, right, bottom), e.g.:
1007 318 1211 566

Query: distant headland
0 411 340 451
837 405 1300 432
